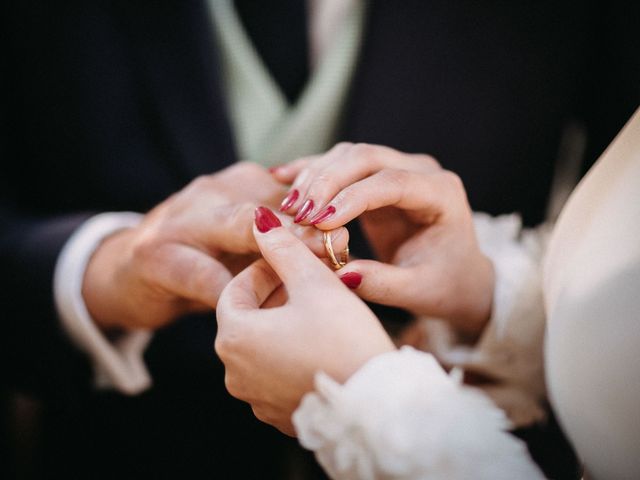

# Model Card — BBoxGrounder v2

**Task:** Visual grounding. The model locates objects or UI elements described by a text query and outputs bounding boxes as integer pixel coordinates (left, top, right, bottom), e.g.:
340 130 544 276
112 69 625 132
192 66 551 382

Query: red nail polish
279 189 299 212
254 206 282 233
340 272 362 289
294 199 314 223
310 205 336 225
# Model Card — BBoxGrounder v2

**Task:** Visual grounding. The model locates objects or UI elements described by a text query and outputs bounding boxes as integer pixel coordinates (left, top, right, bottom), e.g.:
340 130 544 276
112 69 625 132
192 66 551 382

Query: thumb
152 243 233 308
253 207 339 299
216 258 282 323
336 259 418 310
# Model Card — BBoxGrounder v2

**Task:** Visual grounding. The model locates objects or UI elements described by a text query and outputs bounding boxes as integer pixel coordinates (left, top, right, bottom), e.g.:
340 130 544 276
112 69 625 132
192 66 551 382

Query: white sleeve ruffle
293 347 545 480
422 213 550 427
53 212 153 395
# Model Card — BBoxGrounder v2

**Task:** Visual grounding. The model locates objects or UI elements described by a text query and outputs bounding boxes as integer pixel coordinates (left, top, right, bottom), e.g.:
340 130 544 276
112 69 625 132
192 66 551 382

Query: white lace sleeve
293 347 544 480
422 213 551 427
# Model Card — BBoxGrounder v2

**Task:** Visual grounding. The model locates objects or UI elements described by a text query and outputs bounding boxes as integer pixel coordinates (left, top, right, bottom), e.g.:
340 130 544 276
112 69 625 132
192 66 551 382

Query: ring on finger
323 230 349 270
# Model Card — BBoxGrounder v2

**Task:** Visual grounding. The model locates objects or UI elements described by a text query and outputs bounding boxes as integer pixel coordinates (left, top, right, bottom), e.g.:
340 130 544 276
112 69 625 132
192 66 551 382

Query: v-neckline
209 0 365 165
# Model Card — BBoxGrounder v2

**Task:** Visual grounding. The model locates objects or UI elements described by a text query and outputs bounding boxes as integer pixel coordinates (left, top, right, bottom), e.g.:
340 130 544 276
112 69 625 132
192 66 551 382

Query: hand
215 207 395 436
273 143 494 337
82 162 348 331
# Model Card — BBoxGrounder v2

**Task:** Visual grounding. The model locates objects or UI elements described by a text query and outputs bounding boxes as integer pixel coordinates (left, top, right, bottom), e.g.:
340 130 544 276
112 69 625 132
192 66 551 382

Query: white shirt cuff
293 347 544 480
422 213 550 427
53 212 153 395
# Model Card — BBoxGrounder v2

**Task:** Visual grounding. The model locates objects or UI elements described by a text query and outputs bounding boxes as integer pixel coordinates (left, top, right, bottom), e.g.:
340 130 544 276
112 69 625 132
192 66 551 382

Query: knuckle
379 167 409 187
442 170 463 188
231 161 265 178
223 372 242 399
332 184 357 205
225 201 256 228
251 406 265 421
330 142 353 154
348 142 375 161
130 234 161 267
307 170 339 198
251 406 272 424
215 327 240 359
440 170 466 196
419 154 441 170
214 334 229 359
188 174 215 192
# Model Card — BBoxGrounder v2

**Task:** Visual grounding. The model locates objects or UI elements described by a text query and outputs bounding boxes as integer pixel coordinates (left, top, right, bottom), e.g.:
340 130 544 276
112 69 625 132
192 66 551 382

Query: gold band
323 231 349 270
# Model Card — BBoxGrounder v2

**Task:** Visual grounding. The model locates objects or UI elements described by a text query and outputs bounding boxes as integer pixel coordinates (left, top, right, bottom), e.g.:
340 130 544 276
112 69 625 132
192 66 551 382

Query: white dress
293 108 640 479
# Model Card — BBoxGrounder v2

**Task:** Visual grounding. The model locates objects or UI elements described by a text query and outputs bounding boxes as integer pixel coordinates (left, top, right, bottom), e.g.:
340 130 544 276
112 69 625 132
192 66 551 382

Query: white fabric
423 213 550 427
294 347 544 480
543 108 640 479
53 212 152 395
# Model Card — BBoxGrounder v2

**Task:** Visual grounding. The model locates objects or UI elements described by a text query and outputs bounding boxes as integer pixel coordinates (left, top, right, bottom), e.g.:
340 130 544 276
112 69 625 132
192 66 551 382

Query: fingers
278 143 440 223
336 259 423 310
269 156 315 185
199 202 257 254
175 201 349 259
302 169 465 231
149 243 233 308
252 207 341 300
288 222 350 260
217 258 283 315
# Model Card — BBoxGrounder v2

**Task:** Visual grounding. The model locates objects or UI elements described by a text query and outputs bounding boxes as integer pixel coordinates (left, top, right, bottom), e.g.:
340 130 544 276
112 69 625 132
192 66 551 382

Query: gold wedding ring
323 230 349 270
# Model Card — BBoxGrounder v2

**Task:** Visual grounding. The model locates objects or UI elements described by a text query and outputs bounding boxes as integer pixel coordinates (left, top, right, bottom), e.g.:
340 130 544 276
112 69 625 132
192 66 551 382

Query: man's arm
0 206 96 398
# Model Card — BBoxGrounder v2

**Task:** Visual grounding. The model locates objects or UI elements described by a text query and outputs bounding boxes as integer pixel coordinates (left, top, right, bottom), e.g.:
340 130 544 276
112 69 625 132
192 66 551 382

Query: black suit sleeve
0 27 93 400
0 207 95 399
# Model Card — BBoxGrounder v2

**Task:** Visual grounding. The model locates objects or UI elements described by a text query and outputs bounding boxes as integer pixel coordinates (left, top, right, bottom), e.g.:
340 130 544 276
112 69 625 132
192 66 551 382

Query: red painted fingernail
254 206 282 233
309 205 336 225
294 199 314 223
340 272 362 289
279 189 299 212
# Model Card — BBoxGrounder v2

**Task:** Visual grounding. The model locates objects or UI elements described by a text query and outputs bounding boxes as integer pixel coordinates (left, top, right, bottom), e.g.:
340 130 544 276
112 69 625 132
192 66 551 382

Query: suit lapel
114 0 237 180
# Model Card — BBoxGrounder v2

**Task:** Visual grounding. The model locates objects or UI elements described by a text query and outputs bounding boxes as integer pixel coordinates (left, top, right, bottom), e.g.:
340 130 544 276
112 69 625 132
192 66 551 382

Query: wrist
449 253 495 340
82 228 136 332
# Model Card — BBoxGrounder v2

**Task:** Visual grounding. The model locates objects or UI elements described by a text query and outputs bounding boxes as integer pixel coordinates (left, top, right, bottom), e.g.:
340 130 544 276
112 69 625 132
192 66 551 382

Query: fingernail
254 206 282 233
294 199 314 223
340 272 362 289
279 189 299 212
309 205 336 225
268 165 281 174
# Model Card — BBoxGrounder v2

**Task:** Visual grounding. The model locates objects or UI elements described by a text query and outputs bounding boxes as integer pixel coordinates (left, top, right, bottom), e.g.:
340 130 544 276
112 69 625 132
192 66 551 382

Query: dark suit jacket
1 1 638 478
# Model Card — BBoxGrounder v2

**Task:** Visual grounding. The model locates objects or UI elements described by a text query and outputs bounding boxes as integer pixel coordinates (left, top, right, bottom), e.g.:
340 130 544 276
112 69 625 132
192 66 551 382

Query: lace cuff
423 213 550 427
294 347 544 479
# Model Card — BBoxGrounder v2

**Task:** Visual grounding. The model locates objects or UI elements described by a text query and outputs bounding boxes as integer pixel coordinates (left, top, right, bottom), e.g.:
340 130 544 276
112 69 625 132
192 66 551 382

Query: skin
273 143 495 337
216 151 495 435
215 215 395 436
81 162 349 332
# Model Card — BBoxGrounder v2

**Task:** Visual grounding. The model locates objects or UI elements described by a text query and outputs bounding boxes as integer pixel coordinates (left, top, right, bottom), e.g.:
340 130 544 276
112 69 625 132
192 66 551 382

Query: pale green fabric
208 0 365 167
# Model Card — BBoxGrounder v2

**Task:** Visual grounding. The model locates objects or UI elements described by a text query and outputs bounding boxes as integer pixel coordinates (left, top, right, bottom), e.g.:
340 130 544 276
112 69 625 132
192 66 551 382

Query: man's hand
82 162 348 331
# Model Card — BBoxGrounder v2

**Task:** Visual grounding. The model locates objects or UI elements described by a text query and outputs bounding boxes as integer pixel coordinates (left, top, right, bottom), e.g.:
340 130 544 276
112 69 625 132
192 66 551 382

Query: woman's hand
215 207 395 436
272 143 495 336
